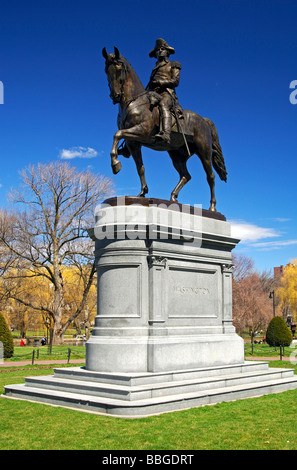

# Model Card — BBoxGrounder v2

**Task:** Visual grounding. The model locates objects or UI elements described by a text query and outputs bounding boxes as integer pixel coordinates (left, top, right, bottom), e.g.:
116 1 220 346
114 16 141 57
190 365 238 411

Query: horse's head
102 47 128 104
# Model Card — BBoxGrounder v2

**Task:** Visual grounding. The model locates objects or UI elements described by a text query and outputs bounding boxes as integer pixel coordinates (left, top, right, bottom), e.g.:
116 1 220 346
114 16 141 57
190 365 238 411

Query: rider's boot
155 109 172 144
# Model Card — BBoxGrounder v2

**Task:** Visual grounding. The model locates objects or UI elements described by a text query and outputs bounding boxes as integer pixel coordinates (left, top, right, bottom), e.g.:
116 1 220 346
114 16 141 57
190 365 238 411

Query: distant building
274 265 284 280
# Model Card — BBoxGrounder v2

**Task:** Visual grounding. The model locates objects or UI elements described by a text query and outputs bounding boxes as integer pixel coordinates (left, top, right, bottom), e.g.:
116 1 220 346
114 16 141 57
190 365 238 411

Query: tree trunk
51 241 65 344
52 280 64 344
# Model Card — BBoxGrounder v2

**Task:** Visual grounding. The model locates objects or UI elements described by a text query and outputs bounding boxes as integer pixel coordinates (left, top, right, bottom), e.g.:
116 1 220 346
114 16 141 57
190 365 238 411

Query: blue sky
1 0 297 273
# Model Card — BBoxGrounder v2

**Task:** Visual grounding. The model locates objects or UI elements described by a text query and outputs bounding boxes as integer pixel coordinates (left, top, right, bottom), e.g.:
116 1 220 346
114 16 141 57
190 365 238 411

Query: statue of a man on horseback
146 38 183 144
102 41 227 211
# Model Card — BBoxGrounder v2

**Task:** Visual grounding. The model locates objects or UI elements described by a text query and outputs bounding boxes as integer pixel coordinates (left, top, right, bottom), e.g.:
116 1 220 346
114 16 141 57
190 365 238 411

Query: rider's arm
155 62 181 90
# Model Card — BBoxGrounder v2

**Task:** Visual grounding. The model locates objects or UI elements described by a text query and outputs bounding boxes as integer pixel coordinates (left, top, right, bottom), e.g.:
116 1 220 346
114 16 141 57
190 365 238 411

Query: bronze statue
102 41 227 211
146 38 182 143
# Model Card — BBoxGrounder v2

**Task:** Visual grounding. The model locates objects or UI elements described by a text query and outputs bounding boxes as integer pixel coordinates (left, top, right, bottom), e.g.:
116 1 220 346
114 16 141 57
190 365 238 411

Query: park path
246 356 291 362
0 358 85 368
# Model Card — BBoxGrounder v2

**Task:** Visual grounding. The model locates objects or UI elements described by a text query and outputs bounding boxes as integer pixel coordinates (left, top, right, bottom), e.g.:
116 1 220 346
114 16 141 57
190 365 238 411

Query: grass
6 342 296 363
1 343 297 450
1 360 297 450
6 345 86 362
244 342 295 358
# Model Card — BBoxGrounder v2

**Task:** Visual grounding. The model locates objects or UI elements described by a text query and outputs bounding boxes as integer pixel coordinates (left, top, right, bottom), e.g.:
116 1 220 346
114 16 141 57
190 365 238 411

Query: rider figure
117 38 182 157
146 38 182 144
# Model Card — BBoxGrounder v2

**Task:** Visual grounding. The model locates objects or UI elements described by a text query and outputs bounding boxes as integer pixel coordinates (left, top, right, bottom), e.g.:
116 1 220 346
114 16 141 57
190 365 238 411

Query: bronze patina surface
102 40 227 212
102 196 226 221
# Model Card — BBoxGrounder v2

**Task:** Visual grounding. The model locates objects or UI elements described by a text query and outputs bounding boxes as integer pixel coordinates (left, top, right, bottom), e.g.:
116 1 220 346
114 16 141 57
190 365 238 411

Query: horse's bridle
105 58 128 104
104 50 150 111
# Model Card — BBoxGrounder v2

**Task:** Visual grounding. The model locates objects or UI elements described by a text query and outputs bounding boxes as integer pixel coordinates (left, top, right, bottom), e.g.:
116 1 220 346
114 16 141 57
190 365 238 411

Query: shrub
266 316 293 359
0 313 14 358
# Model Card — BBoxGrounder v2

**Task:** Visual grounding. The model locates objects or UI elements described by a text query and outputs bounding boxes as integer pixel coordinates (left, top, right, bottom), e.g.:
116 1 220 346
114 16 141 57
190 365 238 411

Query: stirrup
155 132 170 143
155 134 170 144
117 142 130 158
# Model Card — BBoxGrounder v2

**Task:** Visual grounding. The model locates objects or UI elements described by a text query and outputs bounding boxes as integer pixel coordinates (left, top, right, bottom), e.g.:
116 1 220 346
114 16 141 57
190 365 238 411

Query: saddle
117 91 189 157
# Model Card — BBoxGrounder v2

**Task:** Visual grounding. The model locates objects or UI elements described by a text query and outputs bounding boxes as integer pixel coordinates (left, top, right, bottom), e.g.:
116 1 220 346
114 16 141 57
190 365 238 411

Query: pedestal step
4 361 297 417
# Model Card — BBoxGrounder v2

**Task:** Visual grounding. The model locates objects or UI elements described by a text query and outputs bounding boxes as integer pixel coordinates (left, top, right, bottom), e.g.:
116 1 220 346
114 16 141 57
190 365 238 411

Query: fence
8 346 86 365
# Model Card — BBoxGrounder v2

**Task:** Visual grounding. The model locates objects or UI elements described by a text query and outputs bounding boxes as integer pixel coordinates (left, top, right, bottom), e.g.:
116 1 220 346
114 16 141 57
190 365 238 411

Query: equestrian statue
102 39 227 211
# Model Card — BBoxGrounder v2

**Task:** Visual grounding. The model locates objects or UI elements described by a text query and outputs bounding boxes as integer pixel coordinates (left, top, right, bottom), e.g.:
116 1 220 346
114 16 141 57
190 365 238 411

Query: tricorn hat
149 38 175 58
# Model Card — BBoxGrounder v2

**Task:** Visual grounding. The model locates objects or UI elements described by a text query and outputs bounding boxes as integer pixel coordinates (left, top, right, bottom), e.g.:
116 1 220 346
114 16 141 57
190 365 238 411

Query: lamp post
46 318 49 344
269 290 275 317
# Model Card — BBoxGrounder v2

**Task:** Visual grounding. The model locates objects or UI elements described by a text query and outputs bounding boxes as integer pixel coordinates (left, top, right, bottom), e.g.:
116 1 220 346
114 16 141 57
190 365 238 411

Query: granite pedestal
4 197 297 417
86 197 243 372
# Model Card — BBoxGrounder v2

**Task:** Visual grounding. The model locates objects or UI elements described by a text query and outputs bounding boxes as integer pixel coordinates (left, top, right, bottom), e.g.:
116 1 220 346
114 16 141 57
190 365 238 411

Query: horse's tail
203 117 227 182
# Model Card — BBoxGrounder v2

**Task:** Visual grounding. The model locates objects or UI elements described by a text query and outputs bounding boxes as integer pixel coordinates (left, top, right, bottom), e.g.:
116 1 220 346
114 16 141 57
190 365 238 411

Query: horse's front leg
110 125 149 175
111 130 123 174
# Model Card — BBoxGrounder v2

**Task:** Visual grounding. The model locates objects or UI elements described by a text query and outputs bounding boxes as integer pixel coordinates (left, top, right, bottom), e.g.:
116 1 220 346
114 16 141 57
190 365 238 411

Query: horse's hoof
138 186 148 197
209 205 216 212
112 160 122 175
170 194 177 203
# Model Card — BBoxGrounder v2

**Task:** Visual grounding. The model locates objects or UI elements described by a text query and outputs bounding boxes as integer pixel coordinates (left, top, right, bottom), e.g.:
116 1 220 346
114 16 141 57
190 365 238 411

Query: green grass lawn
1 360 297 450
244 342 296 358
6 345 86 362
6 342 296 364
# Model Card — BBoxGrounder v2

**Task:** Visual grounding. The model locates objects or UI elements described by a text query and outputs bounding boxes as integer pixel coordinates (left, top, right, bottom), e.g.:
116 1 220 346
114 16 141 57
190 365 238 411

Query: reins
106 58 148 111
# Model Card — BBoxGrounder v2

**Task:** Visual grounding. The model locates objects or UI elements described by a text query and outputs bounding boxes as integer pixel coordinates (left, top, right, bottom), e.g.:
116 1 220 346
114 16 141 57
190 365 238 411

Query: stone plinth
5 197 297 417
86 197 244 373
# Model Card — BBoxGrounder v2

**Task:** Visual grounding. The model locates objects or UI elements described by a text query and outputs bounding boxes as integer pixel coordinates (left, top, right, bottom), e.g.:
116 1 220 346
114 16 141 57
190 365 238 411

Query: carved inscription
173 285 209 295
168 266 218 318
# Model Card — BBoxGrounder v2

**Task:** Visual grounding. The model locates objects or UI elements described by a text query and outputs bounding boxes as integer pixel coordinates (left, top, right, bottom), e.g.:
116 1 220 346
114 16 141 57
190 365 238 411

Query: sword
174 109 191 159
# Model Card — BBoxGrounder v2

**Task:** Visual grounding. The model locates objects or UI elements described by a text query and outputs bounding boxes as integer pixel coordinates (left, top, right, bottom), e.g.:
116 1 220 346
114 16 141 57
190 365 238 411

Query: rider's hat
149 38 175 58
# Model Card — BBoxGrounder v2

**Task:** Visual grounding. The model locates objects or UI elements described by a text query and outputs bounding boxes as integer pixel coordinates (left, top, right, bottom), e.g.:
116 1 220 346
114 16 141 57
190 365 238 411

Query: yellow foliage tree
0 266 52 336
1 264 97 341
0 161 112 344
276 260 297 319
59 265 97 340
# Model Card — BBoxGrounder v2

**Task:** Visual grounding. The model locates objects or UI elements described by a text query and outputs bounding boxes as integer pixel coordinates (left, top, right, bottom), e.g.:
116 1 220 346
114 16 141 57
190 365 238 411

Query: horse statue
102 46 227 212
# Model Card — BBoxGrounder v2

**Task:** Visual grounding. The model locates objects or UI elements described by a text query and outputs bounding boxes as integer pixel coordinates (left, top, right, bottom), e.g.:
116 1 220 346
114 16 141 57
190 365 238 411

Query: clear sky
1 0 297 273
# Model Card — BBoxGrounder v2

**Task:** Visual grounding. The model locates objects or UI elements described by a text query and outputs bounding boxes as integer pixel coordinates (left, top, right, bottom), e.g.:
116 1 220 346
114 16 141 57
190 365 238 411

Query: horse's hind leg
198 148 216 211
129 143 148 197
168 150 191 202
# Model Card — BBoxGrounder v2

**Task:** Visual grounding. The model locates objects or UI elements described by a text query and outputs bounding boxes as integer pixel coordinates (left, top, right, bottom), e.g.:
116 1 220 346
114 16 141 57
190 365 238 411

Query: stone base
86 334 244 373
86 197 243 373
4 361 297 418
6 199 297 417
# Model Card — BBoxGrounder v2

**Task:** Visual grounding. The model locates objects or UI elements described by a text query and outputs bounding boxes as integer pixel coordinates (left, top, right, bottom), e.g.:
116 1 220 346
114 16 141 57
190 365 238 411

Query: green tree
266 316 293 360
0 312 14 358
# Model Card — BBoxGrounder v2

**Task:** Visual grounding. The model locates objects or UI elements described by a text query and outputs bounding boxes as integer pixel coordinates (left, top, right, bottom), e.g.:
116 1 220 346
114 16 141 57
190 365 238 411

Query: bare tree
0 161 113 344
233 273 272 336
232 253 254 281
0 211 19 313
232 255 272 339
